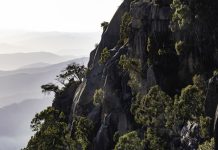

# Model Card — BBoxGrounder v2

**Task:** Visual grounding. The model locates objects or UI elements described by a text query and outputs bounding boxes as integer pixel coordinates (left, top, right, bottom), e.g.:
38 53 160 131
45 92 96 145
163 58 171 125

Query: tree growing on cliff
93 88 104 106
198 138 215 150
170 0 192 31
41 63 87 98
119 55 142 93
41 83 60 95
72 116 94 150
99 47 110 64
114 131 144 150
174 84 205 123
119 12 132 44
131 85 173 127
130 86 173 149
56 63 87 85
23 107 75 150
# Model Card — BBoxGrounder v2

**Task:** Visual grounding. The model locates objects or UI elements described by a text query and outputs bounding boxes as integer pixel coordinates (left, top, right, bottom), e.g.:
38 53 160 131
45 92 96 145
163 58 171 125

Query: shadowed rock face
66 0 218 149
206 75 218 119
208 75 218 149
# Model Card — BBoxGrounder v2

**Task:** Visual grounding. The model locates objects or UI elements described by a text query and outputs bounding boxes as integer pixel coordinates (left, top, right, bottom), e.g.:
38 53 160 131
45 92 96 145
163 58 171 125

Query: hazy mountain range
0 98 51 150
0 31 100 58
0 52 74 70
0 56 89 107
0 54 89 150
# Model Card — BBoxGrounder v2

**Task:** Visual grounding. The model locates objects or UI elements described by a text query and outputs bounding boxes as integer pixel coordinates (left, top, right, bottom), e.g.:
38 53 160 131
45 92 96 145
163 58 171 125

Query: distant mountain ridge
0 56 89 149
19 62 51 69
0 52 74 70
0 98 51 150
0 31 100 58
0 57 89 107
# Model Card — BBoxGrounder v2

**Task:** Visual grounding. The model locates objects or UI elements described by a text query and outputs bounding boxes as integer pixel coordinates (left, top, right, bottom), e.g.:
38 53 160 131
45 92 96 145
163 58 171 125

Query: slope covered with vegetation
24 0 218 149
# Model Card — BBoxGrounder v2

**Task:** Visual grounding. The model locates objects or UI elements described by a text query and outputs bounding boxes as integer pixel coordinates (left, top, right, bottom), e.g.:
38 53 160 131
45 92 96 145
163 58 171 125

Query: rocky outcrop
52 82 80 118
180 121 200 150
70 0 133 119
68 0 218 149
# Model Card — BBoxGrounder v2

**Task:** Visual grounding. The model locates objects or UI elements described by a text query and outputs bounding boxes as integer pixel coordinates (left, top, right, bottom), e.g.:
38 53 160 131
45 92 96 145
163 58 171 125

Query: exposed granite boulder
180 121 201 150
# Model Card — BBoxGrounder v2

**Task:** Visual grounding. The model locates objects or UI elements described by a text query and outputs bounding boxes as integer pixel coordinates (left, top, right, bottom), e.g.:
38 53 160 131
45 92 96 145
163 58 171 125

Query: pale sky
0 0 122 32
0 0 123 55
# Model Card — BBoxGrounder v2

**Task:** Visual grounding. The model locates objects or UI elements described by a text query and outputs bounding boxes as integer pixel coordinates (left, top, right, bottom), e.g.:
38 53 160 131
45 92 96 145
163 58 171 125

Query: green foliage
171 0 192 31
199 116 211 139
57 63 87 85
119 55 131 71
23 107 75 150
130 74 209 148
128 73 141 93
24 109 94 150
99 47 110 64
144 128 167 150
72 116 94 150
172 75 207 135
41 63 86 100
119 55 142 93
174 84 205 122
119 12 132 44
113 131 121 143
41 83 60 95
93 88 104 106
114 131 144 150
119 55 141 72
198 138 215 150
131 86 173 127
175 40 185 55
193 74 206 91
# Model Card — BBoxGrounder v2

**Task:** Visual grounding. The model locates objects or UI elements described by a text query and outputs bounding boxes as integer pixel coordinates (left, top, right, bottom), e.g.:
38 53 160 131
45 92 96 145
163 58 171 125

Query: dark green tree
131 86 173 127
23 107 75 150
198 138 215 150
56 63 87 85
114 131 144 150
72 116 94 150
119 12 132 44
174 84 205 123
99 47 110 64
144 127 167 150
41 83 60 95
93 88 104 106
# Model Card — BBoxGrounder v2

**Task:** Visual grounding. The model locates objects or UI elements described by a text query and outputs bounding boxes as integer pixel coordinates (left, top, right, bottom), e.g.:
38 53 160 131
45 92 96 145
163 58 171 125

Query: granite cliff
24 0 218 149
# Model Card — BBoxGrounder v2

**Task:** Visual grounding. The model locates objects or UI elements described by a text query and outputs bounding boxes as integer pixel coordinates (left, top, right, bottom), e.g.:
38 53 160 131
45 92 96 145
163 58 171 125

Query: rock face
214 106 218 149
53 82 80 118
67 0 218 149
206 75 218 119
180 121 200 149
